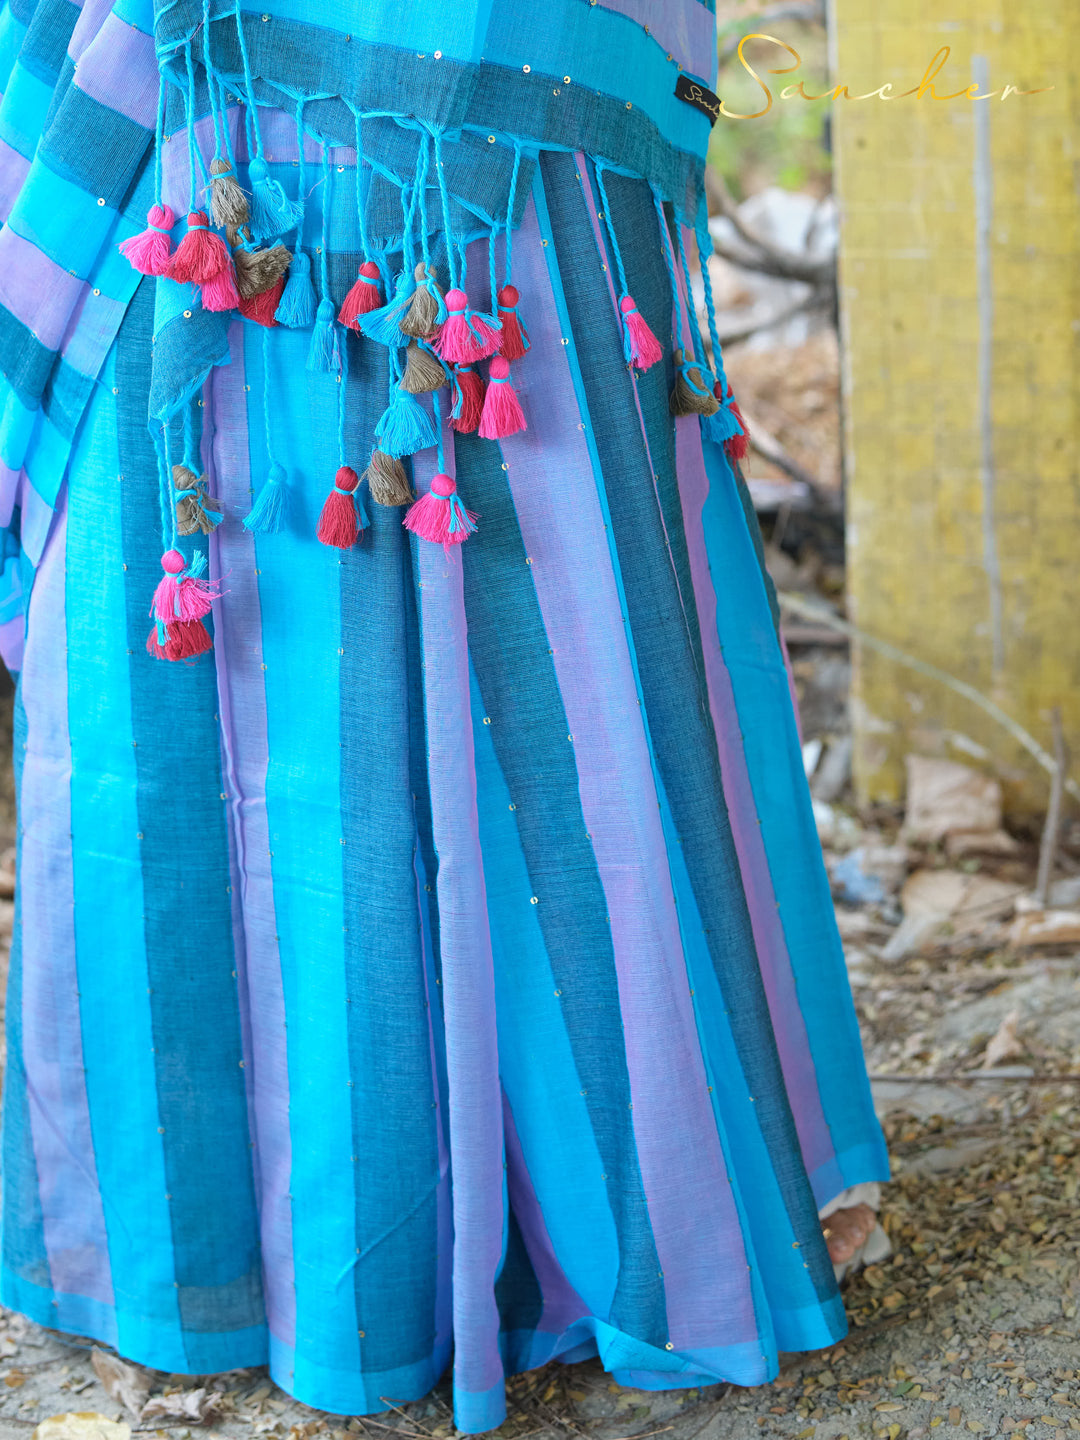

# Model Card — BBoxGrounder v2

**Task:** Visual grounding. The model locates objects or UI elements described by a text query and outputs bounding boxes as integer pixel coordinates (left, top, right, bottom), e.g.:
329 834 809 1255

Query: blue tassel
703 400 744 447
275 250 317 328
375 391 437 458
243 461 290 533
307 298 341 372
355 482 371 532
247 156 304 242
357 271 414 347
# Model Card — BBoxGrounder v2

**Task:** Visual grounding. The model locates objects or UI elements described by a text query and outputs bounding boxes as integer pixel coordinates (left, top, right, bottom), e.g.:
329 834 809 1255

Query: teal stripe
65 358 182 1363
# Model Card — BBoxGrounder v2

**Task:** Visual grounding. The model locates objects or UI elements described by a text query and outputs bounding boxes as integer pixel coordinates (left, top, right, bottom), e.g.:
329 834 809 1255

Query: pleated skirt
1 150 888 1434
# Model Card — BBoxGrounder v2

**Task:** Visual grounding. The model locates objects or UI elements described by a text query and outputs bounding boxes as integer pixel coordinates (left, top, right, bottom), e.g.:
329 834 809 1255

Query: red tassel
479 356 526 440
145 550 217 662
119 204 175 276
449 364 485 434
619 294 663 371
167 211 233 286
317 466 361 548
496 284 530 362
433 289 501 363
200 262 240 313
238 275 285 327
338 261 383 329
723 382 750 461
403 472 477 548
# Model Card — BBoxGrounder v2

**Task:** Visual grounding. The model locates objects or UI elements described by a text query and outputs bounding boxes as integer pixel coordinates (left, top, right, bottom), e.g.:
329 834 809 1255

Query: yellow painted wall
829 2 1079 814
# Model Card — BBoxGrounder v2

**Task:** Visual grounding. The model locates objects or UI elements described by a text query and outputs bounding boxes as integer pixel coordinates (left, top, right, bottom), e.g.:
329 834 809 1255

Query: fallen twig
778 592 1080 804
1034 706 1069 906
741 409 836 509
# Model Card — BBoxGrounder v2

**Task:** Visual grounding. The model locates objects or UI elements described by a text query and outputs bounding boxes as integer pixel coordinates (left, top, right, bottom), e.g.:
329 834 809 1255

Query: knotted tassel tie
399 136 447 339
662 199 720 418
356 165 424 346
173 464 224 534
495 143 530 361
428 125 501 362
695 219 750 456
119 80 175 276
479 355 526 439
307 147 342 371
404 390 477 549
233 7 304 242
317 339 369 547
276 98 319 328
594 162 663 371
146 548 219 660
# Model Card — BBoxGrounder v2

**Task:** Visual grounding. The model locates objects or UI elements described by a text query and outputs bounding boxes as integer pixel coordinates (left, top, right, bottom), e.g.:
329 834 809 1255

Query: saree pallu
0 0 888 1432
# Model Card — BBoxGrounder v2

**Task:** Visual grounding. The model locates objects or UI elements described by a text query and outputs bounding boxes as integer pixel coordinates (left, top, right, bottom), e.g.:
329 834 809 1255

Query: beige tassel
227 225 292 299
669 348 720 417
172 464 224 536
399 342 447 395
399 262 445 339
208 157 250 230
364 450 414 507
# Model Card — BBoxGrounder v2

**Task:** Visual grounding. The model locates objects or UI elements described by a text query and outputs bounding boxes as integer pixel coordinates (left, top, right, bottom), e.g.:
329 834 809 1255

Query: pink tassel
449 364 485 435
167 211 233 286
478 356 526 440
200 262 241 313
238 275 284 327
619 294 663 371
338 261 383 329
119 203 175 276
317 466 361 548
433 288 501 363
146 550 218 661
496 284 530 362
403 472 477 548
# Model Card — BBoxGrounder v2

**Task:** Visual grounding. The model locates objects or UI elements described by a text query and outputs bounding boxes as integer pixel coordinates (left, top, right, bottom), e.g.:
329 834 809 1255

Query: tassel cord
152 70 167 206
488 222 498 313
673 206 711 372
429 125 458 290
318 145 333 301
348 104 372 260
503 140 522 284
293 96 308 240
201 0 226 163
261 324 280 473
184 43 210 212
593 161 631 301
183 399 200 472
696 220 730 392
232 0 269 161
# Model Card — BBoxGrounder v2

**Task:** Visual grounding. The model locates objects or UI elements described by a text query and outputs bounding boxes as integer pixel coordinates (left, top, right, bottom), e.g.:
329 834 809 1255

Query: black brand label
675 74 721 125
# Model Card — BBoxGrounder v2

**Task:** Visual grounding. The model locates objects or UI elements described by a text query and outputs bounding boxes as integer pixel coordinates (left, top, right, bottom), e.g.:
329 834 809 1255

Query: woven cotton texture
0 1 887 1434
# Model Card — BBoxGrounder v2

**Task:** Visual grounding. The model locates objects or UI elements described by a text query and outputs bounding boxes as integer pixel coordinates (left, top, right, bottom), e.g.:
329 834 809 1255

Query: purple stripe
670 236 835 1180
502 1096 587 1336
0 227 85 351
0 139 31 224
19 470 58 567
74 14 158 138
209 325 296 1348
411 441 505 1407
68 0 111 60
0 462 21 529
507 196 757 1349
0 613 22 673
19 497 113 1305
597 0 716 81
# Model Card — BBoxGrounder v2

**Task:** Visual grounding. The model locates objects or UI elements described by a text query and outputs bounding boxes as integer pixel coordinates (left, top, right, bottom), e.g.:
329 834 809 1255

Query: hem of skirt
0 1266 268 1374
807 1136 892 1215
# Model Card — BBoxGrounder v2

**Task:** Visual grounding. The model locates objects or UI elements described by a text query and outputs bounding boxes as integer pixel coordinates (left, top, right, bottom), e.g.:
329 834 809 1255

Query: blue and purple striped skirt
2 148 888 1434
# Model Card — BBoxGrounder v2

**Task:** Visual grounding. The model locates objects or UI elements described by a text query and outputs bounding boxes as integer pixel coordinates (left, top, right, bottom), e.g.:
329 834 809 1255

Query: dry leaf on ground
141 1385 223 1422
981 1009 1024 1068
32 1415 131 1440
903 757 1002 843
89 1348 152 1418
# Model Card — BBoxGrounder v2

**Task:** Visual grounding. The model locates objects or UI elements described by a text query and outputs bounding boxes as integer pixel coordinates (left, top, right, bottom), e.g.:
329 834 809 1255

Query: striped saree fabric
0 0 889 1433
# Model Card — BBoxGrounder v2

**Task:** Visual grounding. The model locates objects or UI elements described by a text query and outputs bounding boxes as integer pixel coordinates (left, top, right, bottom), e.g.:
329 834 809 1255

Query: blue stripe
0 684 51 1303
0 60 52 157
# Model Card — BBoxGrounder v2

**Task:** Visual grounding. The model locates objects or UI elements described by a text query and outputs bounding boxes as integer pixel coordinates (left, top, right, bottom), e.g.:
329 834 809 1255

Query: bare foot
822 1203 876 1265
